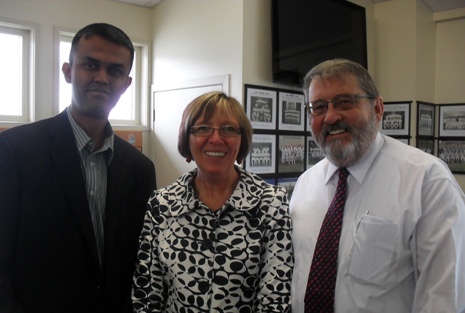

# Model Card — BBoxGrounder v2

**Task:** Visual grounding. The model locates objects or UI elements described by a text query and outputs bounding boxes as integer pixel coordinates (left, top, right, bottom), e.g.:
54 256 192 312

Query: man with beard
0 23 156 313
290 59 465 313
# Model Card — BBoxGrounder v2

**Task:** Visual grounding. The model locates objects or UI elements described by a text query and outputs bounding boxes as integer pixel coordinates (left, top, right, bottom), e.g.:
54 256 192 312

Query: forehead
309 74 361 98
73 35 131 66
196 106 239 124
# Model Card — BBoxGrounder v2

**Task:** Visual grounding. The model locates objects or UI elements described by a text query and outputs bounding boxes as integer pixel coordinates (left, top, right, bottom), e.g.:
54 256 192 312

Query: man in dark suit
0 23 156 313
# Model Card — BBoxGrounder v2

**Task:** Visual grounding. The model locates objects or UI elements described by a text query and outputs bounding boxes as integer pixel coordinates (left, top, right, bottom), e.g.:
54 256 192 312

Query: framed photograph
417 101 435 137
438 103 465 137
278 135 305 174
244 84 277 130
416 137 435 155
278 177 299 200
246 134 276 174
278 91 305 131
381 101 411 136
307 115 313 136
307 137 324 169
438 139 465 174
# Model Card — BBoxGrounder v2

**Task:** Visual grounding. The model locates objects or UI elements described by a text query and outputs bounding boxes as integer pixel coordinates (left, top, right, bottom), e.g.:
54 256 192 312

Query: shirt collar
325 132 384 185
170 166 263 217
67 107 114 163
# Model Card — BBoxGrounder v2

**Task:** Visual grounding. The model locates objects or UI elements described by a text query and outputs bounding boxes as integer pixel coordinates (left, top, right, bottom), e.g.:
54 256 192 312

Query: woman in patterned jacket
132 91 293 312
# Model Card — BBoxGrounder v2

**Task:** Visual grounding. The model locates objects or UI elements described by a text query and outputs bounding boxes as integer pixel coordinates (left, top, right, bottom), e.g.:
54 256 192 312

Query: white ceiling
113 0 465 12
111 0 163 8
372 0 465 12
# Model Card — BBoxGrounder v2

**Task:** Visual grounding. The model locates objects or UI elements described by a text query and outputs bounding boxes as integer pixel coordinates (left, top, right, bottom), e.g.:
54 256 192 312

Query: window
0 21 34 123
57 30 149 128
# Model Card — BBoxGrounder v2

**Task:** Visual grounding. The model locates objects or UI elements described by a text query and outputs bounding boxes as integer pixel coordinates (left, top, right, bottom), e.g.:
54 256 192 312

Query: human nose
323 102 342 124
94 68 109 84
208 128 224 142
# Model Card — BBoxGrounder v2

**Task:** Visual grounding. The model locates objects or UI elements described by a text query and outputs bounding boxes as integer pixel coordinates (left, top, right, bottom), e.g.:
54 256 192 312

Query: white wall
151 0 243 99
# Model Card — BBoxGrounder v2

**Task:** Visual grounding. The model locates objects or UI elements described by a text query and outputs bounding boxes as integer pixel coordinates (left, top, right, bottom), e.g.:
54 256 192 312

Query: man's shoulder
113 135 153 166
0 113 67 144
379 134 453 178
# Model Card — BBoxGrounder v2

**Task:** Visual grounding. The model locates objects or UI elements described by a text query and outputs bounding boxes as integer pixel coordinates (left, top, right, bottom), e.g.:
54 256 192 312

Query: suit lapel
47 111 101 266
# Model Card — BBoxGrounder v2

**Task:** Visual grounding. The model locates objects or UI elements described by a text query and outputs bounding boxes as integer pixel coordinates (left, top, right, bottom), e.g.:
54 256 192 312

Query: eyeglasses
307 94 374 116
190 125 241 137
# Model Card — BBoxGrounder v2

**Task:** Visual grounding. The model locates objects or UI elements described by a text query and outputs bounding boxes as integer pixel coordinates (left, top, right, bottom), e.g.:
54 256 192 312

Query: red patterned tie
304 168 349 313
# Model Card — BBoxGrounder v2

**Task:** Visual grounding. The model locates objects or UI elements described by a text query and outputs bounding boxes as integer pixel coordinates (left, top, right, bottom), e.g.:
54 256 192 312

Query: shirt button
90 191 95 196
198 280 209 293
96 285 102 295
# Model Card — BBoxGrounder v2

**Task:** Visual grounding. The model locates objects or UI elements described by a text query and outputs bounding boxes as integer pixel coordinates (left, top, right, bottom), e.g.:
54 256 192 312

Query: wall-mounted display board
244 84 308 190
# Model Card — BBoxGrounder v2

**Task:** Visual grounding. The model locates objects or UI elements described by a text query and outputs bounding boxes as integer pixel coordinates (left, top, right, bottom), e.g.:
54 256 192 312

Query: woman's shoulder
236 166 288 206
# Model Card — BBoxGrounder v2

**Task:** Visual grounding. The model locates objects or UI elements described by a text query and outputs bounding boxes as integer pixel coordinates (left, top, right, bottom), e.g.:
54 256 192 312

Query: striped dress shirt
67 108 114 263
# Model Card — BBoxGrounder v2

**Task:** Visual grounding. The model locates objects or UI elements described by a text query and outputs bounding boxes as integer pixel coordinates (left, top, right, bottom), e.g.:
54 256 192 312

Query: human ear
62 62 72 84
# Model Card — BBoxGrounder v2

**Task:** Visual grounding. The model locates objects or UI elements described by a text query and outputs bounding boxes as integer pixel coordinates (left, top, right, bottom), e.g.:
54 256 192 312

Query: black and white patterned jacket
132 166 293 313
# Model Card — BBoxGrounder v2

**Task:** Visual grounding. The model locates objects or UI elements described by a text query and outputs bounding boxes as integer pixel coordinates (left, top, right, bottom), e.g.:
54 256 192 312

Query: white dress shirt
290 133 465 313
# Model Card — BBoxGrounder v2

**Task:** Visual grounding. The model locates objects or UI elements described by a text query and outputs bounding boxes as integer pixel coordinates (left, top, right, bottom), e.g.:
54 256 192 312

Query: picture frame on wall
380 101 411 136
416 137 435 155
277 177 299 200
278 135 305 174
307 115 313 137
245 134 276 174
278 91 305 131
438 139 465 174
417 101 435 137
438 103 465 137
244 84 277 130
306 137 324 169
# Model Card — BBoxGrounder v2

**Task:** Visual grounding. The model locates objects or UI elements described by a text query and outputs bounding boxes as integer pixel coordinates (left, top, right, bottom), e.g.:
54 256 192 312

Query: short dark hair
178 92 253 163
303 58 379 107
69 23 134 68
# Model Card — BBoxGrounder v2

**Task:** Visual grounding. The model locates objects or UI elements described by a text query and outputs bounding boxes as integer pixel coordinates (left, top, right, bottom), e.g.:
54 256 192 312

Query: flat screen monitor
271 0 367 87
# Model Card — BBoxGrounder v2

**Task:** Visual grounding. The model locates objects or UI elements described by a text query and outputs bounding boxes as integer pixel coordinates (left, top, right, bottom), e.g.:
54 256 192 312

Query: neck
70 106 108 150
194 168 240 211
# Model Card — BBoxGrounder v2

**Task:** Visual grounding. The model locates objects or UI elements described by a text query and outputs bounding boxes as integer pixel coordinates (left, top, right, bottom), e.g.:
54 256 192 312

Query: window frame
0 19 35 125
54 27 150 130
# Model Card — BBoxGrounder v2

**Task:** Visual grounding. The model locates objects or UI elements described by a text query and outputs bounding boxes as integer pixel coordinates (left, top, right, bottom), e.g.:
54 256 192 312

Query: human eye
221 126 240 136
81 62 98 71
310 101 327 115
191 125 212 136
334 95 356 110
108 66 125 77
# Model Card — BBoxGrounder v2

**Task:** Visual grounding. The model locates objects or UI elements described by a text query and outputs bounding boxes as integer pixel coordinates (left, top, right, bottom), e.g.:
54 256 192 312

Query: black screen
271 0 367 87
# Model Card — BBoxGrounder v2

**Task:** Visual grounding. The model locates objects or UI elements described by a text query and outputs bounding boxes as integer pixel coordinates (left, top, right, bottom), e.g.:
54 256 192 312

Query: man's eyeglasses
190 125 241 137
307 94 374 116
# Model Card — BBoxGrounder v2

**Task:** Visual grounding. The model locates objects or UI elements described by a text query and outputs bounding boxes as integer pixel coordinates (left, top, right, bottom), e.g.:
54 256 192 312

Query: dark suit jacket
0 110 156 313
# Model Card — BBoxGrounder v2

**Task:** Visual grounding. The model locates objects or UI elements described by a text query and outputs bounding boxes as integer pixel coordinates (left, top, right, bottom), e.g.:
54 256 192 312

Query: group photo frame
380 101 411 136
417 101 435 137
245 134 276 174
244 84 277 130
416 137 435 155
278 135 305 174
438 139 465 174
438 103 465 137
278 91 306 131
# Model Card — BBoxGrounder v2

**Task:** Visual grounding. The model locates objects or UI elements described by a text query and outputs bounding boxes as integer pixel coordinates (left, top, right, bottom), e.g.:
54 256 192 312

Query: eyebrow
79 56 127 69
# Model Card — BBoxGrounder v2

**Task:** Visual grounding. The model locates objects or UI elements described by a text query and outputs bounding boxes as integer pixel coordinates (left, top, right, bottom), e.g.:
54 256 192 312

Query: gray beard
317 112 378 168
